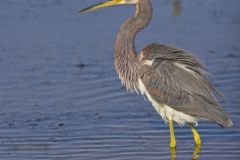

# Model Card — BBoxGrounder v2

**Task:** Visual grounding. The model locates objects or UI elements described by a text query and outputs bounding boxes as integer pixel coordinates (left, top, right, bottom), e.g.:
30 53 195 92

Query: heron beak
79 0 125 13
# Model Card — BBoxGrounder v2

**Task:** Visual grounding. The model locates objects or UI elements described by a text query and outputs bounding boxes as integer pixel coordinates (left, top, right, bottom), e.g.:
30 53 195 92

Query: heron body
80 0 232 148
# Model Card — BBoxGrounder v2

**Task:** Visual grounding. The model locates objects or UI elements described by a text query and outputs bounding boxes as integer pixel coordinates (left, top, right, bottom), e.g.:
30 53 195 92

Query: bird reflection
170 148 177 160
173 0 182 16
192 145 201 160
170 145 201 160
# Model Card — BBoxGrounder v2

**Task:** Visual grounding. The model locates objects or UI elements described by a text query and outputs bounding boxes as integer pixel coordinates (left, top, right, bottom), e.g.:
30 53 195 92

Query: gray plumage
139 44 231 127
114 0 232 127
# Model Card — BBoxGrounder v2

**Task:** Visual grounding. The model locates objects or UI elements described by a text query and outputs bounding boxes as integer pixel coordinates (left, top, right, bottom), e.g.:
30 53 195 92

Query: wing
138 43 232 127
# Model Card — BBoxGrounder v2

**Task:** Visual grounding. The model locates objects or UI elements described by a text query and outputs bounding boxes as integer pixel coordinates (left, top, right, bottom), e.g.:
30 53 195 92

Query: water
0 0 239 159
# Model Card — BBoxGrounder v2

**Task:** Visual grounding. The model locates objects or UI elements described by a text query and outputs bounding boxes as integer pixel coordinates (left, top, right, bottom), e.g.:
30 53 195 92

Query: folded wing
139 43 232 127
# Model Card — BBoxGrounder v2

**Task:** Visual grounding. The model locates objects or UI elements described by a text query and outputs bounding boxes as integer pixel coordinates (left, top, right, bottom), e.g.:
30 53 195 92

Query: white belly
138 79 198 126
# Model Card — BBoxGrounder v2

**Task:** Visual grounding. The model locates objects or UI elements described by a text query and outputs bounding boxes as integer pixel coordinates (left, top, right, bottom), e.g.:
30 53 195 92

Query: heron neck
114 0 152 92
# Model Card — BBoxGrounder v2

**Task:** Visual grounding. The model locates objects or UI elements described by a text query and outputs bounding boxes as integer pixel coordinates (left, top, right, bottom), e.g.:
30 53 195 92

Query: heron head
80 0 139 13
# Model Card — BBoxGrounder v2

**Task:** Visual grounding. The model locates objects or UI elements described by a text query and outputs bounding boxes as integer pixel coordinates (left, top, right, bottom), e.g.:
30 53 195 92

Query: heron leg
169 119 176 148
189 123 201 145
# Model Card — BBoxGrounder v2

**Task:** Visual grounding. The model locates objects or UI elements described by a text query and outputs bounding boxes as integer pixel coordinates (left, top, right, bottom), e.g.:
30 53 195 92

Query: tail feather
207 106 233 127
177 96 233 127
192 95 233 127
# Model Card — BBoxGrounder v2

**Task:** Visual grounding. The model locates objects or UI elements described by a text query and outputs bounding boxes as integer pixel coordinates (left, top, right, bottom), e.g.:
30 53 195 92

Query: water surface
0 0 239 159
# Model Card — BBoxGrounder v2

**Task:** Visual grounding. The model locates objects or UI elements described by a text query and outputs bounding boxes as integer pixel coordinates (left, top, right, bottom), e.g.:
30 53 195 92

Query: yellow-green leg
169 119 176 148
189 123 201 145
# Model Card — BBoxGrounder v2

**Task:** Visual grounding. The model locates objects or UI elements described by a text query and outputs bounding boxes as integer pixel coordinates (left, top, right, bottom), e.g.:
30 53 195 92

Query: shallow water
0 0 239 159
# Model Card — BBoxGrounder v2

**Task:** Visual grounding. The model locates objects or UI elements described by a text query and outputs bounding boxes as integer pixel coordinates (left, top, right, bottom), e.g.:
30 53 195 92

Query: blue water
0 0 239 159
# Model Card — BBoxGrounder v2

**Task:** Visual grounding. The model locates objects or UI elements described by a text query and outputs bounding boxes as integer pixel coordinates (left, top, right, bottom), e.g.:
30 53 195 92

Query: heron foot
189 123 201 145
169 119 176 148
170 139 176 148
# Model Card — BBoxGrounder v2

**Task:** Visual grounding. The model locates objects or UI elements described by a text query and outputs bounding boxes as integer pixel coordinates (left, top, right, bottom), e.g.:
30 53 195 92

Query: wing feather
139 44 232 127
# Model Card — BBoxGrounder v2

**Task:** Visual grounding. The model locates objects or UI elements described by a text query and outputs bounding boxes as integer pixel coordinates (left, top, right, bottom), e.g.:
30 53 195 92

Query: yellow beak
80 0 125 13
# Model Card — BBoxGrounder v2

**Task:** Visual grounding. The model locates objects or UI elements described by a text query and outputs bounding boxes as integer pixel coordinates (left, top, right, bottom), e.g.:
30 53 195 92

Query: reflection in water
192 145 201 160
170 145 201 160
170 148 177 160
172 0 182 16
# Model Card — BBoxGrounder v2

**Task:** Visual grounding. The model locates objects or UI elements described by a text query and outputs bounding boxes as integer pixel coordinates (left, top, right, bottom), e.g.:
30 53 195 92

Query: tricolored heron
80 0 232 148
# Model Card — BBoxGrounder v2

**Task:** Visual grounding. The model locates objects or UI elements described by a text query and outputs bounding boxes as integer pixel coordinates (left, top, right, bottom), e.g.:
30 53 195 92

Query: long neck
114 0 152 92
